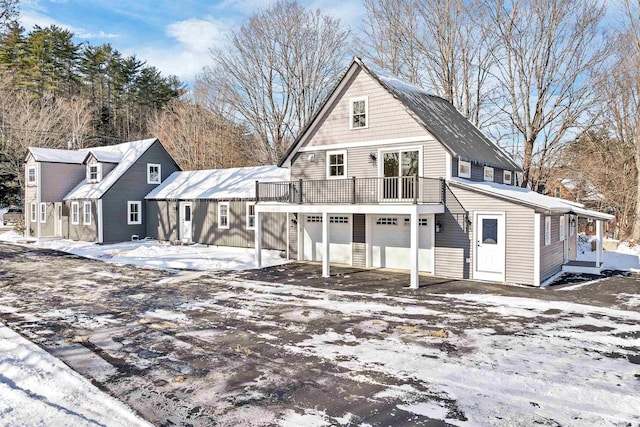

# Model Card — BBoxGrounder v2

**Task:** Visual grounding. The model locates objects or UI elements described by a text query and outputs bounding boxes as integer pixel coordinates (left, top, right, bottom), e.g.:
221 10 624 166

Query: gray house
145 165 289 251
254 57 613 287
26 138 180 243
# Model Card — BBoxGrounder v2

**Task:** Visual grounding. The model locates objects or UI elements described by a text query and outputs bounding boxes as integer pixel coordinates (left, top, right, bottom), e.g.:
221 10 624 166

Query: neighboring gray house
145 165 289 251
26 138 180 243
254 57 614 287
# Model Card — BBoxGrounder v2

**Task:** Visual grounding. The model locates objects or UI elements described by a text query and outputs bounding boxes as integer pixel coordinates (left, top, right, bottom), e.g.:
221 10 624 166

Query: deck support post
410 206 419 289
596 219 603 267
255 209 262 267
322 211 330 278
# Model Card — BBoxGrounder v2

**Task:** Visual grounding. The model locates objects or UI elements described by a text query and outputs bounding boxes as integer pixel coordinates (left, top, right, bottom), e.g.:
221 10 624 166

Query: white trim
37 163 41 237
431 213 436 274
349 96 368 130
473 211 506 282
365 215 372 267
534 214 541 286
71 202 79 225
483 166 494 182
559 215 565 241
445 152 452 180
83 201 92 225
255 209 262 267
97 199 103 243
256 203 444 215
377 145 424 177
127 201 142 225
322 211 330 276
503 170 512 185
39 202 46 223
409 206 419 288
458 160 471 179
87 163 102 183
26 166 37 184
326 149 347 179
298 136 435 153
544 216 551 246
218 202 230 229
286 212 290 260
246 202 256 230
147 163 161 184
30 202 37 223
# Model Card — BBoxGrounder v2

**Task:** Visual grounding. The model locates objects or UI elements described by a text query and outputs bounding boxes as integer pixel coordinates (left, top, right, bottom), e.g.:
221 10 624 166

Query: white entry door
54 202 63 237
474 212 505 282
370 215 433 272
179 202 193 242
303 214 352 265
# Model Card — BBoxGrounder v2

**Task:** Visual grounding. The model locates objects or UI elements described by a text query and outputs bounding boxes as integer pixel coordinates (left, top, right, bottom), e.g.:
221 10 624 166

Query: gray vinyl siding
40 162 86 202
291 140 448 181
39 202 55 236
352 214 366 267
67 200 98 242
146 200 178 241
540 215 565 282
440 185 536 285
100 141 180 243
288 214 298 259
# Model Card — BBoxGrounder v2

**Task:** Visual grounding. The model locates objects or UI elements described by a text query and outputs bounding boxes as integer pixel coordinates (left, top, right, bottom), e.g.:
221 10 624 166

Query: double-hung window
83 201 92 225
71 202 79 225
127 201 142 225
246 203 255 230
27 166 36 184
147 163 161 184
219 202 229 229
39 203 46 223
350 96 368 129
87 164 101 183
30 203 37 222
326 150 346 179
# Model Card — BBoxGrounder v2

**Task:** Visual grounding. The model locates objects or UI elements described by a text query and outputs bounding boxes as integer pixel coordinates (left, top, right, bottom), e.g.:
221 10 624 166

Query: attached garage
370 214 433 272
303 214 352 265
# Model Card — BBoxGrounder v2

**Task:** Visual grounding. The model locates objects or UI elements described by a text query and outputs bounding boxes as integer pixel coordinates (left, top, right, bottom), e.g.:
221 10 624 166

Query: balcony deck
257 176 444 205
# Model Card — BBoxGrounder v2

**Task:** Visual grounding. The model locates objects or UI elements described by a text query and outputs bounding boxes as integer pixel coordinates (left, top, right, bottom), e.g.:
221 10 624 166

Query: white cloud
19 9 120 40
166 18 228 53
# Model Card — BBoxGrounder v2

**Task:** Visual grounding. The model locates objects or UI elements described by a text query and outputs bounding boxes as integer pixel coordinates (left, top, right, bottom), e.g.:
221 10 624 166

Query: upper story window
554 187 561 198
27 166 37 184
147 163 161 184
87 164 101 183
458 160 471 179
503 170 512 185
326 150 347 179
350 96 368 129
483 166 494 182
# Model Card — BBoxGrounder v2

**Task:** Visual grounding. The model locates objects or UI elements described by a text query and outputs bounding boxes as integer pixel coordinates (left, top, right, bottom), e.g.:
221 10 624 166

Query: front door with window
381 149 420 201
474 212 505 282
179 202 193 242
54 202 63 237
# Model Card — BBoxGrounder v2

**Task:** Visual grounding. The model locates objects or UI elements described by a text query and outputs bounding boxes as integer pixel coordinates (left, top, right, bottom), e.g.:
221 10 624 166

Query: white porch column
255 209 262 267
322 211 330 278
410 206 419 289
297 214 304 261
596 219 603 267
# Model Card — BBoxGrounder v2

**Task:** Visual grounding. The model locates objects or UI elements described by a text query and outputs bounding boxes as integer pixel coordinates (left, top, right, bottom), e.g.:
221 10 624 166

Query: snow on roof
358 58 522 173
450 178 614 221
85 148 123 164
146 165 289 200
559 178 605 202
28 147 88 164
64 138 158 200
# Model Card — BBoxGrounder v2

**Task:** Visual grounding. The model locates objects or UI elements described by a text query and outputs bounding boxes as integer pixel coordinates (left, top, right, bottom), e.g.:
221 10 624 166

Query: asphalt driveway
0 243 639 426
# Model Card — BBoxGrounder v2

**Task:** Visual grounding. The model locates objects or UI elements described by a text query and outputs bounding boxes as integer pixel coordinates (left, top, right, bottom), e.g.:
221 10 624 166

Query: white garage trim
303 213 353 266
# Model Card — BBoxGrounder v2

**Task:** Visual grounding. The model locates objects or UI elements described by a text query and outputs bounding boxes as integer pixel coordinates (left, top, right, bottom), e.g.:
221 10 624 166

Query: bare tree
485 0 607 190
0 0 18 36
361 0 498 129
210 0 351 164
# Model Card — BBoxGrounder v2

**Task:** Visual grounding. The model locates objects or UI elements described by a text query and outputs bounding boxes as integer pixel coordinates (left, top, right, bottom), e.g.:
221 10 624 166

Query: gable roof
27 147 88 164
449 178 613 221
279 57 522 172
64 138 159 200
145 165 289 200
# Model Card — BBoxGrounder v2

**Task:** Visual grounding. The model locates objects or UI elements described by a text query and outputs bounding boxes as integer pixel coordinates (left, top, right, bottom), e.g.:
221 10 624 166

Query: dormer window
458 160 471 179
484 166 494 182
87 164 101 183
350 96 368 129
147 163 161 184
503 170 512 185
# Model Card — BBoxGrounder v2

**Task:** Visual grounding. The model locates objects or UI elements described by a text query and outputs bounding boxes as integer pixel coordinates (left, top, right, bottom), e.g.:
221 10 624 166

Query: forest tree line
1 0 640 239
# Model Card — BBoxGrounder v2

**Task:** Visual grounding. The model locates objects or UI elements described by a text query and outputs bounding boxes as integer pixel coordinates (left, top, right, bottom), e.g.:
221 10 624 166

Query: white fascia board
256 203 445 215
298 136 435 153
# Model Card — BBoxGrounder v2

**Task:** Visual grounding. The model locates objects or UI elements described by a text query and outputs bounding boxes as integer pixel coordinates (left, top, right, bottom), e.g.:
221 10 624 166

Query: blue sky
19 0 364 82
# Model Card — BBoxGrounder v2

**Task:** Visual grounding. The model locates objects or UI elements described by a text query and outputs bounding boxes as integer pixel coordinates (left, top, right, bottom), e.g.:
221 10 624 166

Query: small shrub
13 217 26 235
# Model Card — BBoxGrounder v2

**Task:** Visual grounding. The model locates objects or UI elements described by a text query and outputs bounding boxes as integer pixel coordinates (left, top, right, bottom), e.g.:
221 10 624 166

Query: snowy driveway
1 243 639 426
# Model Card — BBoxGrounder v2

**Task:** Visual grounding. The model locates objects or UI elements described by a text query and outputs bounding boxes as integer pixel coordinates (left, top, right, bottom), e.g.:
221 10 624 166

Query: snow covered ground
0 323 150 426
0 230 288 271
577 236 640 271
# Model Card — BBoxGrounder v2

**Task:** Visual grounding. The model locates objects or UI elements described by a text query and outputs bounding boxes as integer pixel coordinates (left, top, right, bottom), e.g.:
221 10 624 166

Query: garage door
303 215 352 265
371 215 432 272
